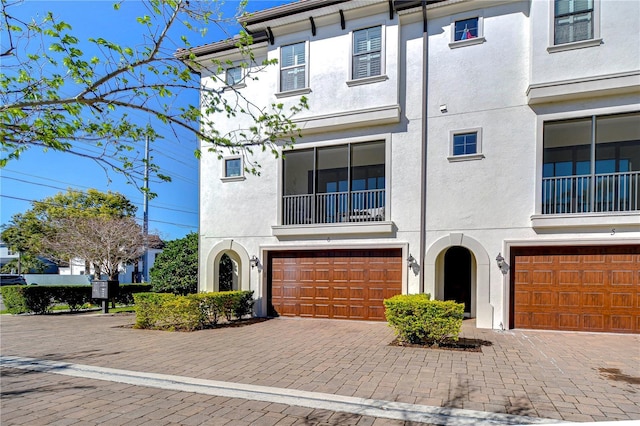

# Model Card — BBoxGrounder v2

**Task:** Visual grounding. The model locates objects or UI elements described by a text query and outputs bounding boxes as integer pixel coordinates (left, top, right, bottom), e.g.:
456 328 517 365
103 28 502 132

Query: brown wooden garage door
511 245 640 333
268 249 402 321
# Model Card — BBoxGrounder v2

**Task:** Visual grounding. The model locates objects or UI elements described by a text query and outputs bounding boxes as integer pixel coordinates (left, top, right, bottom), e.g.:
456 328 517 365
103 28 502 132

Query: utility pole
142 135 150 282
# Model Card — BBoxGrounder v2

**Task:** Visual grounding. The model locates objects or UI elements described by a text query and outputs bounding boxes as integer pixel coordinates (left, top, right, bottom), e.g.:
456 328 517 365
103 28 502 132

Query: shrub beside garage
133 291 254 331
384 293 464 346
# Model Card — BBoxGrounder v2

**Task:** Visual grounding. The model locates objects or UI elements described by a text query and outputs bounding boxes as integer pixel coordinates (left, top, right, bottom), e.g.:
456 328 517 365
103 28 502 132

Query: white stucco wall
529 0 640 85
197 0 640 329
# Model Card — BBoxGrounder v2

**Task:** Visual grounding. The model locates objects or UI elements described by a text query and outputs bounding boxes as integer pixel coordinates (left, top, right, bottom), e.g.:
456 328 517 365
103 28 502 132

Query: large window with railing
283 141 385 225
542 112 639 214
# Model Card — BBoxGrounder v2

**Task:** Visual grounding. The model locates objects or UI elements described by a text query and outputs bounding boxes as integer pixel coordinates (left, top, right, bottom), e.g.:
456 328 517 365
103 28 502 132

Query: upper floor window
225 66 242 86
453 132 477 155
449 16 485 48
352 26 382 79
554 0 594 45
282 141 386 225
225 158 242 177
454 18 478 41
542 112 640 214
448 128 484 162
222 156 244 181
280 42 306 92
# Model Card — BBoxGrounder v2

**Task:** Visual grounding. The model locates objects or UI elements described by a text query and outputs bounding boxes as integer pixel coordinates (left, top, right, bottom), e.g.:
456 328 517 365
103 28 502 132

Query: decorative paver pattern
1 313 639 424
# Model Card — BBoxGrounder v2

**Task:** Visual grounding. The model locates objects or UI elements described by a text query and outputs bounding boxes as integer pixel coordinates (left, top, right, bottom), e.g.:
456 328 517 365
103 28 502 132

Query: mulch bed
389 337 492 352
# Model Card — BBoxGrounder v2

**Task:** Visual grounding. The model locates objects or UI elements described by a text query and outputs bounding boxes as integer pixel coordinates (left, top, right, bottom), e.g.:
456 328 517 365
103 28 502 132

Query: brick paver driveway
1 313 639 425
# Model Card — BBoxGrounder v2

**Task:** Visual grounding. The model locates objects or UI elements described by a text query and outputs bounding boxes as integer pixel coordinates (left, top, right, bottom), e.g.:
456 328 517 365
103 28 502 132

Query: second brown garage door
511 245 640 333
268 249 402 321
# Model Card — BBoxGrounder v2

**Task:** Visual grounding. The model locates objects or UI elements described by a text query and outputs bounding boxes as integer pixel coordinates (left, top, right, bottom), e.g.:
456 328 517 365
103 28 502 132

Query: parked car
0 274 27 285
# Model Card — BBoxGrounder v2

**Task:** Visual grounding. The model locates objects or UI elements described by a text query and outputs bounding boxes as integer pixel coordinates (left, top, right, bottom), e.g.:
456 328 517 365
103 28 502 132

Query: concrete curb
1 355 562 425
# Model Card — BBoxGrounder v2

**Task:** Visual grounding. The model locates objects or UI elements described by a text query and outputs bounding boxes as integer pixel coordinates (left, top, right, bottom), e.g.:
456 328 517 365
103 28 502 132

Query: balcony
542 171 639 214
283 189 385 225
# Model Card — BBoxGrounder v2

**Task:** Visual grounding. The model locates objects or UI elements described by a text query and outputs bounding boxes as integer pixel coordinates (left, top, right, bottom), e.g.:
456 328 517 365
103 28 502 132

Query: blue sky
0 0 291 241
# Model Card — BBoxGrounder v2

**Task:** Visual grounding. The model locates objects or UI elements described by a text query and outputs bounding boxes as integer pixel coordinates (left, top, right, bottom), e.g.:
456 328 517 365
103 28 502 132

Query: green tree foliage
1 0 307 187
1 188 137 260
0 254 46 273
149 231 197 295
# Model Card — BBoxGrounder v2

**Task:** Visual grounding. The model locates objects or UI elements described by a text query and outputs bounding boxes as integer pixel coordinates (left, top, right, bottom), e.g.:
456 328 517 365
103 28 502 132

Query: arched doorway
444 246 472 316
218 253 234 291
203 240 251 293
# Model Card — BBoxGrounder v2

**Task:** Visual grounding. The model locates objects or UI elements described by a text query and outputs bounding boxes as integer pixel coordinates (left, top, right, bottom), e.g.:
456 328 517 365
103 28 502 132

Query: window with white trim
222 157 243 180
352 26 382 79
448 128 484 162
225 66 242 86
280 42 306 92
554 0 594 45
455 18 479 41
449 16 485 48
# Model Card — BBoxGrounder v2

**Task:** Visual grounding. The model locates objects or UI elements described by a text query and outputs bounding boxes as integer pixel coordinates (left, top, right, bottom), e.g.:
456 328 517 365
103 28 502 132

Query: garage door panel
611 254 635 264
611 315 634 332
582 253 606 263
280 302 299 317
299 285 315 299
333 286 349 301
610 293 634 308
582 293 605 307
558 292 580 307
512 245 639 333
282 285 299 299
532 271 553 285
559 255 581 264
334 269 348 281
349 287 365 301
583 271 605 285
368 287 385 301
299 303 316 317
368 306 386 319
269 249 402 321
284 269 298 282
530 312 554 328
583 314 605 330
558 314 580 329
315 286 331 300
514 290 530 305
611 271 634 286
558 271 581 285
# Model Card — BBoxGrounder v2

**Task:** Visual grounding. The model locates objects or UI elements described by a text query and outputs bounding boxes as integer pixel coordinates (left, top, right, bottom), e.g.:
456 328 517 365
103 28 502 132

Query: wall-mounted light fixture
439 104 448 113
250 255 260 269
496 253 509 275
407 254 416 268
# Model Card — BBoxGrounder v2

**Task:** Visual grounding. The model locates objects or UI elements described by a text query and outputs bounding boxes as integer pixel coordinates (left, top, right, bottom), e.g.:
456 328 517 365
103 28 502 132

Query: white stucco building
191 0 639 333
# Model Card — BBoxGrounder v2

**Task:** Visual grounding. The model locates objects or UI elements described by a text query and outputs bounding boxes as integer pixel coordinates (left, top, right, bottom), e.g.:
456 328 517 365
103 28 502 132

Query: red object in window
461 28 475 40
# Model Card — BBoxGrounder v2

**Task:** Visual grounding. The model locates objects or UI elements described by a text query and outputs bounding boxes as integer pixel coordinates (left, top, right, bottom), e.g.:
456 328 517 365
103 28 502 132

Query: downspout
419 0 428 294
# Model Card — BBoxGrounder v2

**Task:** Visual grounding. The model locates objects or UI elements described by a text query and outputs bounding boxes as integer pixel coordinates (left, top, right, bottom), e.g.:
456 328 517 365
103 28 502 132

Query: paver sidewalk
1 313 639 424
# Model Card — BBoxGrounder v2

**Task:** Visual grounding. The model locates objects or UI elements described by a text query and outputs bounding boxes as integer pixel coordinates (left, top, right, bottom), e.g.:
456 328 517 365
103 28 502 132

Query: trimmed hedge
133 291 254 331
0 286 28 314
0 284 152 314
384 294 464 345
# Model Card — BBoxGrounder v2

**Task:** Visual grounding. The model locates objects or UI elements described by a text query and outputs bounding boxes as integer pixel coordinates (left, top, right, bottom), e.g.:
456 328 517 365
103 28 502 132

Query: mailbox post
91 280 119 313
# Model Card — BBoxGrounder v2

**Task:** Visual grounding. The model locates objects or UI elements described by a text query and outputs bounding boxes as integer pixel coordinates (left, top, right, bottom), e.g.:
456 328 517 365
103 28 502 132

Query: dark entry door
444 246 472 314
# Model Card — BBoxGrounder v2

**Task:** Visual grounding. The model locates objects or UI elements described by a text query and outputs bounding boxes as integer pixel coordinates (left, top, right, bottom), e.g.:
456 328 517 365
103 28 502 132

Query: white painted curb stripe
1 355 561 425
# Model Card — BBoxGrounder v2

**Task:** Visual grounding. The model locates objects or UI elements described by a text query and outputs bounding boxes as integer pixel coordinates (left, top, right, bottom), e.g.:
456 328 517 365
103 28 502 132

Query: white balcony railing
283 189 385 225
542 171 639 214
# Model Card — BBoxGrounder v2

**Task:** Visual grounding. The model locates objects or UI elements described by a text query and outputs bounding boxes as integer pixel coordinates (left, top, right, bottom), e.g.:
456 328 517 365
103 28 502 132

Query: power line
2 169 198 212
0 194 197 229
1 175 198 215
